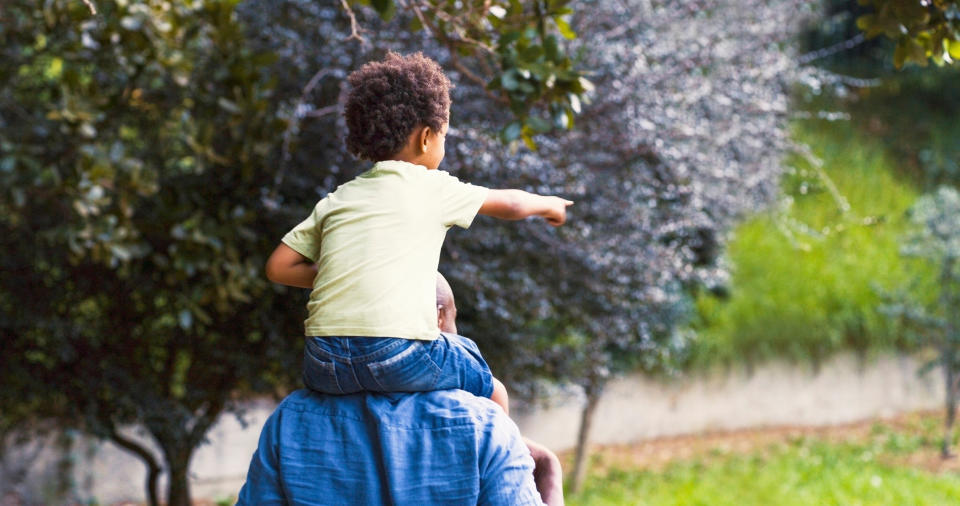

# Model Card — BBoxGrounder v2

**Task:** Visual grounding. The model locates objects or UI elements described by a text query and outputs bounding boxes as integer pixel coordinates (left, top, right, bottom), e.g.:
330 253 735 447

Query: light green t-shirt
282 160 489 341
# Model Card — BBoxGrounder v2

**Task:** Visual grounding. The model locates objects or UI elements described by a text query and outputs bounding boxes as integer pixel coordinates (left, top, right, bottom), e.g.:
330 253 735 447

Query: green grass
689 118 930 367
567 418 960 506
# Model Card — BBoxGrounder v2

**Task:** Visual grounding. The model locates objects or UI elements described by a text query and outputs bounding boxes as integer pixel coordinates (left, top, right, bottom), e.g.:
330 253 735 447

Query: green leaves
949 39 960 59
370 0 396 22
554 17 576 40
489 1 587 148
502 120 523 142
858 0 960 68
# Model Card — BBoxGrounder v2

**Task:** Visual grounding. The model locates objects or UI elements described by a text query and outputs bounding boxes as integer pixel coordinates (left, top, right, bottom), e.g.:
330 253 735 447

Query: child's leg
429 333 504 404
490 376 510 415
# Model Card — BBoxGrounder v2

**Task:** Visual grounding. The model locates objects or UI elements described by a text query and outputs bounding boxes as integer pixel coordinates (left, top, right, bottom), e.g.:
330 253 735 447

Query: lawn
566 413 960 506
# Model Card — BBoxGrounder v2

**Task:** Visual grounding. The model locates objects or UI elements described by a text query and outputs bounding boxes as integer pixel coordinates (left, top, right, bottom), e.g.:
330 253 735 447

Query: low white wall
0 353 944 504
513 353 944 450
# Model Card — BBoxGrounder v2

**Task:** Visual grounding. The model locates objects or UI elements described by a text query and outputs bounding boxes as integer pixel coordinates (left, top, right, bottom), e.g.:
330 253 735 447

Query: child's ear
418 126 432 153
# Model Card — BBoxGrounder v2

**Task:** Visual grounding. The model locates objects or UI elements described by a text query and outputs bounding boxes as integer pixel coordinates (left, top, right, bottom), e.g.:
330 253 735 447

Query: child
265 51 571 414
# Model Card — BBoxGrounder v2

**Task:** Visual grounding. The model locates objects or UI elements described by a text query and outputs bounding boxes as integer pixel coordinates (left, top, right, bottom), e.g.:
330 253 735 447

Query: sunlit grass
567 415 960 506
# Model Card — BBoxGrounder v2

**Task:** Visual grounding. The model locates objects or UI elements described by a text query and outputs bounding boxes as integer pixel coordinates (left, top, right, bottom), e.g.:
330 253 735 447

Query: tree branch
109 429 162 506
304 104 339 118
339 0 365 42
268 69 340 205
81 0 97 15
186 399 226 450
798 33 866 65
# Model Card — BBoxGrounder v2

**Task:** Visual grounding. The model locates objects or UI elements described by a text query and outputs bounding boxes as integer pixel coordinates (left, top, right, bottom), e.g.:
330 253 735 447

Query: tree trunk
570 382 602 493
162 443 194 506
166 456 191 506
942 258 958 460
110 431 162 506
153 401 223 506
943 367 956 459
943 349 957 459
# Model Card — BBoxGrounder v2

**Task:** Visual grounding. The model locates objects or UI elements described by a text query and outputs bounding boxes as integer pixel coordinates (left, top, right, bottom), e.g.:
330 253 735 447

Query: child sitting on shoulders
265 51 572 414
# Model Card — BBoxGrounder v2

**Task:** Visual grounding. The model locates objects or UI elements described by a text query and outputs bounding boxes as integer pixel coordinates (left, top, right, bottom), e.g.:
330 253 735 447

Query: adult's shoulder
273 389 504 424
362 389 508 429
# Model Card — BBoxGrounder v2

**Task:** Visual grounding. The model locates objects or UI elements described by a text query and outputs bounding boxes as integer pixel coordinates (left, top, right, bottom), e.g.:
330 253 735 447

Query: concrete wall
513 353 944 451
0 353 944 504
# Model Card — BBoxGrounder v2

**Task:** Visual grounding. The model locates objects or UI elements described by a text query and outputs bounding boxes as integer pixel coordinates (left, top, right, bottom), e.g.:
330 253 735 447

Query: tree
0 1 302 503
883 186 960 458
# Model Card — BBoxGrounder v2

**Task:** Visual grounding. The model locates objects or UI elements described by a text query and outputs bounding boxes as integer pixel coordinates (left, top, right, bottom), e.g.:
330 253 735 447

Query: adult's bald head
436 272 457 334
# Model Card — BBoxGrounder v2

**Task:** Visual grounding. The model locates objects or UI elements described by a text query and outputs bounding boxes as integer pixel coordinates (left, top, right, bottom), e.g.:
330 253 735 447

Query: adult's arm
525 437 565 506
478 416 551 506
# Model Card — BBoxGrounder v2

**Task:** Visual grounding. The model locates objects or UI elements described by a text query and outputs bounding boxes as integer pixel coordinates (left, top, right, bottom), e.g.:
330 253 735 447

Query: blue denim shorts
302 333 494 399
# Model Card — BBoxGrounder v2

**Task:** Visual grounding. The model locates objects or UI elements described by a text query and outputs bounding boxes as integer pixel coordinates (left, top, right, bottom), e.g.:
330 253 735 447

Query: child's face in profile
422 122 448 170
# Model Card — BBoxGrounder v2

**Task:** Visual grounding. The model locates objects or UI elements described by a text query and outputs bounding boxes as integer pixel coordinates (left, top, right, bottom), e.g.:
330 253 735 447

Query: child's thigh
426 333 495 398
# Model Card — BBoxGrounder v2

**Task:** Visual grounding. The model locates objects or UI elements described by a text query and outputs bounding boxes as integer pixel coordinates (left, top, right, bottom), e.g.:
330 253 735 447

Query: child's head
344 52 451 164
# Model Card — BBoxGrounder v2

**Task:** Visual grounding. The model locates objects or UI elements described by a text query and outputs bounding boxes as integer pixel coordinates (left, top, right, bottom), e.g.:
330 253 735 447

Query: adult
237 274 563 505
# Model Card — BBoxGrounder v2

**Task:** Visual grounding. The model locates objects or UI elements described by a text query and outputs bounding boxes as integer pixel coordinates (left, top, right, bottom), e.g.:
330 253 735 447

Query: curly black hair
343 52 451 161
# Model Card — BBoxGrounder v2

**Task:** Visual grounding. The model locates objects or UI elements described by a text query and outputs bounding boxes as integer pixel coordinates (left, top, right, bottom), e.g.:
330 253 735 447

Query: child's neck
383 153 434 169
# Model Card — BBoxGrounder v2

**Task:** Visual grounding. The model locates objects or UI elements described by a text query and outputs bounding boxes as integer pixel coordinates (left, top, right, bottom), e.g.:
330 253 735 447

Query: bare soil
558 409 960 476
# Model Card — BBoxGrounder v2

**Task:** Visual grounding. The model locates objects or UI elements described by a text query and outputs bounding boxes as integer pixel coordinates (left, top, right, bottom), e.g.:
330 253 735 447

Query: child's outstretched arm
478 189 573 226
265 243 317 289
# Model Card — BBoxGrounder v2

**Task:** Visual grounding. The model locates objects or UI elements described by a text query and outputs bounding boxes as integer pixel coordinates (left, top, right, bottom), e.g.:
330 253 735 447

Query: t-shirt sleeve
432 170 489 229
280 199 327 262
477 412 547 506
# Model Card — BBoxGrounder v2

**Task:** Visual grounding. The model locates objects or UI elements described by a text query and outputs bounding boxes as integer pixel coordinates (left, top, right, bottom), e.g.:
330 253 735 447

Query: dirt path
558 409 960 475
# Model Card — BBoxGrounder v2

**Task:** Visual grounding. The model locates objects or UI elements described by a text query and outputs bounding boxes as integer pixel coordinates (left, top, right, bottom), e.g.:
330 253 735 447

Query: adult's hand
524 437 564 506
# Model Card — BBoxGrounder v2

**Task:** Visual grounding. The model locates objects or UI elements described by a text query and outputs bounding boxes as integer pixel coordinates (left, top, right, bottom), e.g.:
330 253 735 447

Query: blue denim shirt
237 389 545 506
